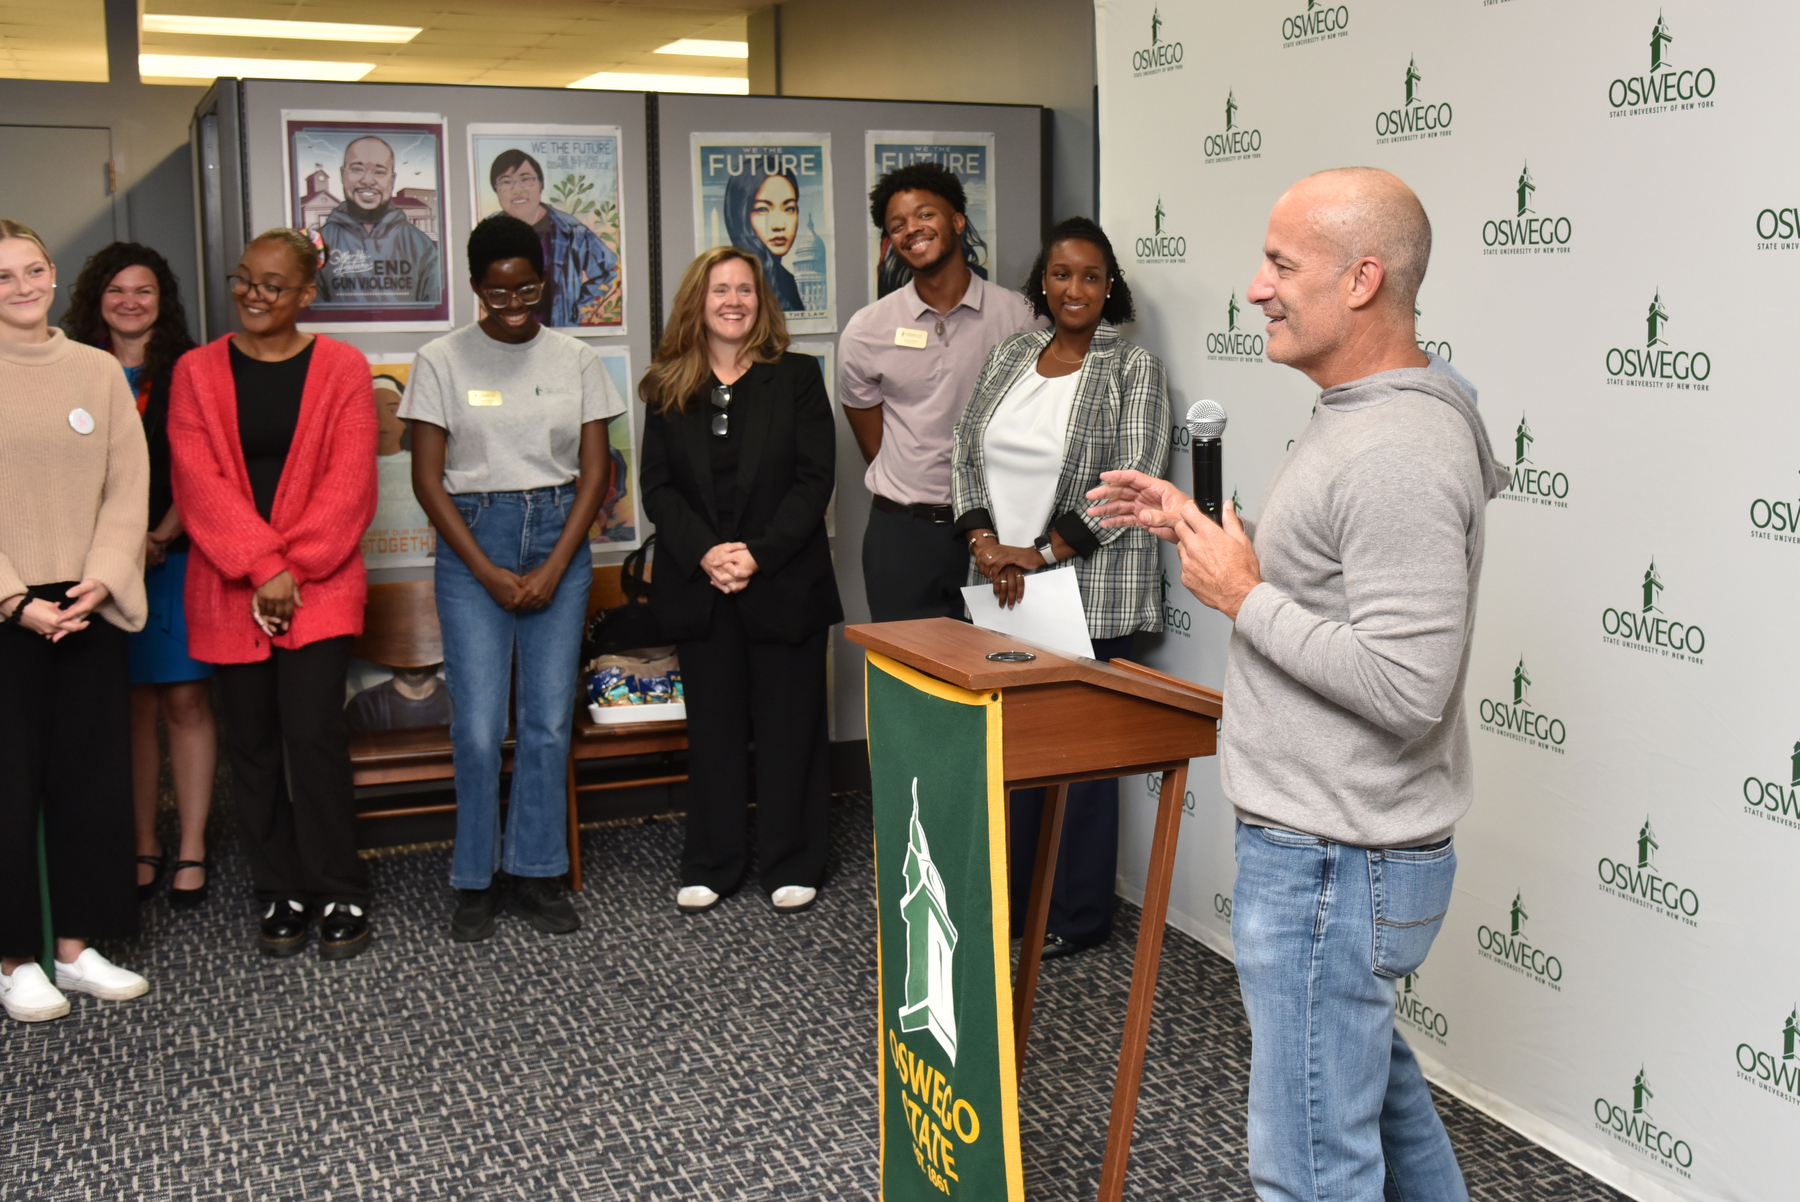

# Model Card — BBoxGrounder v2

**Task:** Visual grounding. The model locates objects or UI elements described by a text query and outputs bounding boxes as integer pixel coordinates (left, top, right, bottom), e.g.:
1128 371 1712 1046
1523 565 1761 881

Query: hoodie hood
1320 353 1510 499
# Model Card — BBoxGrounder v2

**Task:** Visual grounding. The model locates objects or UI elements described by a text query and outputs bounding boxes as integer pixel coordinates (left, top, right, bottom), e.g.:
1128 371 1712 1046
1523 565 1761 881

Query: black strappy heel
136 849 166 902
169 859 209 910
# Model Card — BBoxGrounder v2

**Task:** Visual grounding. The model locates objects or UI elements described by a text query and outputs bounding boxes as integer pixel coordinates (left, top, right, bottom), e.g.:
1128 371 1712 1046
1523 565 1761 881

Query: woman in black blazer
639 246 841 916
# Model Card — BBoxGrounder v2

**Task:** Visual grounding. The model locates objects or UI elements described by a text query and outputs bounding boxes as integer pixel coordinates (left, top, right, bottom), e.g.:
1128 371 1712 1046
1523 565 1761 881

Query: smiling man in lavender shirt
839 163 1041 622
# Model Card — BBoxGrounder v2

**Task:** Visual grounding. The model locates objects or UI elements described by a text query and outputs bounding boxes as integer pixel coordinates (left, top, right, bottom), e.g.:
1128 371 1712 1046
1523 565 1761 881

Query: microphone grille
1185 399 1228 440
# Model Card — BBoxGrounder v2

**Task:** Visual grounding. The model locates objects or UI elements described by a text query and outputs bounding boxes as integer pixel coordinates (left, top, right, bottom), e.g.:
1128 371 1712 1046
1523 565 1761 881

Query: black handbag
583 535 666 658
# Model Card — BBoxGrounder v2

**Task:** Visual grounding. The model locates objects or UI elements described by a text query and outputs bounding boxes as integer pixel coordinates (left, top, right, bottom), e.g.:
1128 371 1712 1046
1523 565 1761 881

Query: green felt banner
867 652 1024 1201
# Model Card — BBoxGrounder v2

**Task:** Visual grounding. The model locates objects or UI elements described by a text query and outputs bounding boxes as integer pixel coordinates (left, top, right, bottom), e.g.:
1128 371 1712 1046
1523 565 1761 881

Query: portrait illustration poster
362 354 434 569
590 347 640 552
283 110 451 331
691 133 836 335
467 124 625 336
865 132 996 304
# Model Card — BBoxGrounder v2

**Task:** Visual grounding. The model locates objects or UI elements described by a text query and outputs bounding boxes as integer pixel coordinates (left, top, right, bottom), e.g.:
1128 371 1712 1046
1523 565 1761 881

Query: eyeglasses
709 383 732 438
480 283 545 307
226 274 297 302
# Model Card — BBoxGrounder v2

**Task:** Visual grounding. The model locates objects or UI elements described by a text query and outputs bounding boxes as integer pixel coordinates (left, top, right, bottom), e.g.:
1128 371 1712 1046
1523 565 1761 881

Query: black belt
872 494 954 524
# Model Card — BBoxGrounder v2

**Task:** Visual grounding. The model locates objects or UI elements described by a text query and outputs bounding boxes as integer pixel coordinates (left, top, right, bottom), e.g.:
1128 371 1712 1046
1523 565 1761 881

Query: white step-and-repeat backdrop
1094 2 1797 1199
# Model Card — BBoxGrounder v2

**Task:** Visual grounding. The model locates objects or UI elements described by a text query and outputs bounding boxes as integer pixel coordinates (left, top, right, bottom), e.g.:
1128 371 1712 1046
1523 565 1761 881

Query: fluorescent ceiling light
143 14 421 43
654 39 748 58
139 53 374 81
568 71 747 94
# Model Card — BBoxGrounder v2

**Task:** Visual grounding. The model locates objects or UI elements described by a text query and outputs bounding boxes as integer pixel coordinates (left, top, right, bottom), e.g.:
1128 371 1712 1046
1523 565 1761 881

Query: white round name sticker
69 408 96 435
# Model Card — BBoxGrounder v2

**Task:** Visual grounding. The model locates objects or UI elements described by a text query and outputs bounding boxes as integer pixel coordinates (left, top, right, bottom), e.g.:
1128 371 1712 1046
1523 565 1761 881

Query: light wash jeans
1232 819 1468 1202
435 485 591 889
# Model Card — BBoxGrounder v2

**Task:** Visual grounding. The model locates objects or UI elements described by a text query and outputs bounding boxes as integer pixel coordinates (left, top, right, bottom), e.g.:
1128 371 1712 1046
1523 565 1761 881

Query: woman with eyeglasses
403 214 622 943
167 228 379 961
639 246 840 916
0 219 151 1023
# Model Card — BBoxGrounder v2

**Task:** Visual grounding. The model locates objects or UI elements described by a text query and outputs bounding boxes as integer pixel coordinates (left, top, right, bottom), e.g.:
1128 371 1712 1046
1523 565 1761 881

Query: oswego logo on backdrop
1134 197 1185 265
1601 557 1706 664
1593 1065 1695 1178
1282 0 1350 49
1498 414 1570 508
1481 163 1573 255
1158 568 1193 637
1740 737 1800 833
1476 891 1563 991
1203 91 1263 164
1143 770 1196 818
1395 971 1449 1047
1734 1008 1800 1107
1755 205 1799 251
1605 289 1711 390
1131 7 1184 77
1207 292 1266 362
1412 301 1451 361
1748 471 1800 546
1478 657 1566 754
1375 55 1452 145
1596 817 1699 926
1609 10 1716 118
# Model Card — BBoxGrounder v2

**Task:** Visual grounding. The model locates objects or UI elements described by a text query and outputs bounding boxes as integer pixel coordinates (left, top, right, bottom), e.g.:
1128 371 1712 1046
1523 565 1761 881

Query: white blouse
981 367 1081 547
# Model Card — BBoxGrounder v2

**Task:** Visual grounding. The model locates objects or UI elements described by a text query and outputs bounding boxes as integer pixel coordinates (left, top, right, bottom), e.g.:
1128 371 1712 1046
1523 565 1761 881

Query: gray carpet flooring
2 793 1626 1201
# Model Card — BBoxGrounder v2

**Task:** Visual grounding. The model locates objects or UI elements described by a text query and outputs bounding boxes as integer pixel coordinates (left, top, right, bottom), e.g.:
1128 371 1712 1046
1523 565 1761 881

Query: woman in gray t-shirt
401 214 625 943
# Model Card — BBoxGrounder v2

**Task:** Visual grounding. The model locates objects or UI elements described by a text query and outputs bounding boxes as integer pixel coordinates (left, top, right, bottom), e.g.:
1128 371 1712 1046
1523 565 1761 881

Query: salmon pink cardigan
167 333 377 664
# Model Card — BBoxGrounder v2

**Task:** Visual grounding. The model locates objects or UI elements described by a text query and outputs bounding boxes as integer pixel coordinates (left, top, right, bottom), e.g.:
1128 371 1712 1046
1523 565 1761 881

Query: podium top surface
846 618 1222 719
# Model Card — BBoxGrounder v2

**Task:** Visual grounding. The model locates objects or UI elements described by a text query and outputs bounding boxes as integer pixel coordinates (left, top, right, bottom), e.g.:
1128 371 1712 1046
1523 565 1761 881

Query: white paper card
961 567 1096 660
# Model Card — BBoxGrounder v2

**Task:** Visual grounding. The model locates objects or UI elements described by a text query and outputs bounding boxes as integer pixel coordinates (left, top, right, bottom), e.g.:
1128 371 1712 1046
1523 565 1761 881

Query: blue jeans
1232 820 1467 1202
435 485 591 889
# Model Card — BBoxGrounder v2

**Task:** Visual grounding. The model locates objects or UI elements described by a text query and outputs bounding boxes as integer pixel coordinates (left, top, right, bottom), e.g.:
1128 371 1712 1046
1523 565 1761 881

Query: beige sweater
0 329 149 631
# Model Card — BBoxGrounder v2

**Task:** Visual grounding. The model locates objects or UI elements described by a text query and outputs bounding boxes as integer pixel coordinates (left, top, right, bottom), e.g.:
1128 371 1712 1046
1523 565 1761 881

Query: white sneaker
2 962 71 1022
677 885 721 914
771 885 817 913
54 948 149 1001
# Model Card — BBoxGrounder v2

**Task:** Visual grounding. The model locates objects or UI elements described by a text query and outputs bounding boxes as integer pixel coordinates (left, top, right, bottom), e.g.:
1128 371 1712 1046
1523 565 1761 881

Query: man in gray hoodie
1089 168 1506 1202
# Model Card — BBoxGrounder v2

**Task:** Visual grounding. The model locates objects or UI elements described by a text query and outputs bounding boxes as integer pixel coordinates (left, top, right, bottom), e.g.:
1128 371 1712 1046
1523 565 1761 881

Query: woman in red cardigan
168 229 378 961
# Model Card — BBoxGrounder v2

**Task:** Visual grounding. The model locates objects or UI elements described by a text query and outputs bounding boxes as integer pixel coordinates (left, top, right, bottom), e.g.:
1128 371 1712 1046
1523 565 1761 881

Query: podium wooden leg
1012 782 1068 1080
1095 762 1187 1202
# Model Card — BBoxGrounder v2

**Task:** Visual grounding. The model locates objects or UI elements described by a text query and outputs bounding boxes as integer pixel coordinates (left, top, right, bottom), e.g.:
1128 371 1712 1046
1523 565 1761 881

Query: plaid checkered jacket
951 322 1171 639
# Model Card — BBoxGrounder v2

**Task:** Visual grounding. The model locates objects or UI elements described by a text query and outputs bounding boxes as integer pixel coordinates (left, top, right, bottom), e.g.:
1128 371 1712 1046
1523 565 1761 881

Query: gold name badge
894 327 928 349
467 390 503 407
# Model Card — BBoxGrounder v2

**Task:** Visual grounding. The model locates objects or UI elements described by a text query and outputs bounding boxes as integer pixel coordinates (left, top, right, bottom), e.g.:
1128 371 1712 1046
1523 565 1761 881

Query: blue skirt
128 552 215 685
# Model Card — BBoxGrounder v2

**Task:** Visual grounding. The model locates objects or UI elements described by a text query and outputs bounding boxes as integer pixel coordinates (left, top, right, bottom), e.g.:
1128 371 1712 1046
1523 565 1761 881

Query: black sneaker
259 899 310 957
504 875 580 935
450 887 500 943
319 902 371 961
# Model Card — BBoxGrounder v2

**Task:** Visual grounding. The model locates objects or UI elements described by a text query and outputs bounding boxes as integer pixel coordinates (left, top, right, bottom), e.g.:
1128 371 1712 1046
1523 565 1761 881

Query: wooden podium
848 618 1221 1201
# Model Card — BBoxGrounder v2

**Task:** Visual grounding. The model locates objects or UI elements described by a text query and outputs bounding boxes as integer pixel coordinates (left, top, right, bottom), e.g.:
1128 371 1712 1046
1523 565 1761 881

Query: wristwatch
1033 534 1058 565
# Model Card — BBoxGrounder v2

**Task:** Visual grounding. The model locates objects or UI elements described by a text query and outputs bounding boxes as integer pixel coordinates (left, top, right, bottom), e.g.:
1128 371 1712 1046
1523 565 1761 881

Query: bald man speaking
1090 168 1507 1201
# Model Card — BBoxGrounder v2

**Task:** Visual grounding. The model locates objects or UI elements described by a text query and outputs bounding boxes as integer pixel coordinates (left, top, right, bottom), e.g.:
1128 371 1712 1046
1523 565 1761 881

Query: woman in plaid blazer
951 217 1171 956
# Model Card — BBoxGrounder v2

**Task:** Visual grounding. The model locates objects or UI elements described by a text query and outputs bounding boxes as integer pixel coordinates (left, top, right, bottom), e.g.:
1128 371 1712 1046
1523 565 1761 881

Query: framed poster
467 124 625 335
866 132 996 303
692 133 836 335
591 346 640 552
283 110 451 331
362 353 435 569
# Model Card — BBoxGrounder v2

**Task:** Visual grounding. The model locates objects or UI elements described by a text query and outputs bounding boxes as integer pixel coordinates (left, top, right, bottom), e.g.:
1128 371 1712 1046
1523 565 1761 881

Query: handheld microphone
1185 399 1228 524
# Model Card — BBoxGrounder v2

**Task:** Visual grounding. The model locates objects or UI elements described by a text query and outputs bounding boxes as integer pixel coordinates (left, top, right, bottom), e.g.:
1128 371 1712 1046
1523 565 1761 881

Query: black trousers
1007 633 1136 947
214 636 369 907
861 504 970 623
677 598 831 895
0 605 135 957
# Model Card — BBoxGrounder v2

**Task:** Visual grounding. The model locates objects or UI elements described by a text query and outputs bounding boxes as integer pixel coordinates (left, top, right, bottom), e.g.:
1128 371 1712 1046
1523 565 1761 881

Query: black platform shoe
259 899 310 957
318 903 371 961
169 860 209 910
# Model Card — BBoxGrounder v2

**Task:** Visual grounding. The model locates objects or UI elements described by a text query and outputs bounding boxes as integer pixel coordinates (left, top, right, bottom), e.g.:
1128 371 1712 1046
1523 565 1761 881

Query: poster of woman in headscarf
283 110 451 331
361 353 435 568
691 134 835 335
468 124 625 334
866 132 995 303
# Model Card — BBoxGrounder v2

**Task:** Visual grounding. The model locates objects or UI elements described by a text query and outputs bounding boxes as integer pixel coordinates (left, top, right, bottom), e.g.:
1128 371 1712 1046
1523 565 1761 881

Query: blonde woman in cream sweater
0 220 153 1023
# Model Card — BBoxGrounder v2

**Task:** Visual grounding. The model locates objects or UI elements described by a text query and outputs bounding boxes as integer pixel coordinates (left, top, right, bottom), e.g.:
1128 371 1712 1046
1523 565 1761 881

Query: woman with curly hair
64 243 215 910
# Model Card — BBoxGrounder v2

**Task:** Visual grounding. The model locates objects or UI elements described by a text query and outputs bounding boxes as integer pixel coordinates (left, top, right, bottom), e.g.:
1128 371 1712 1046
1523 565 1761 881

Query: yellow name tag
894 327 929 349
467 390 503 407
